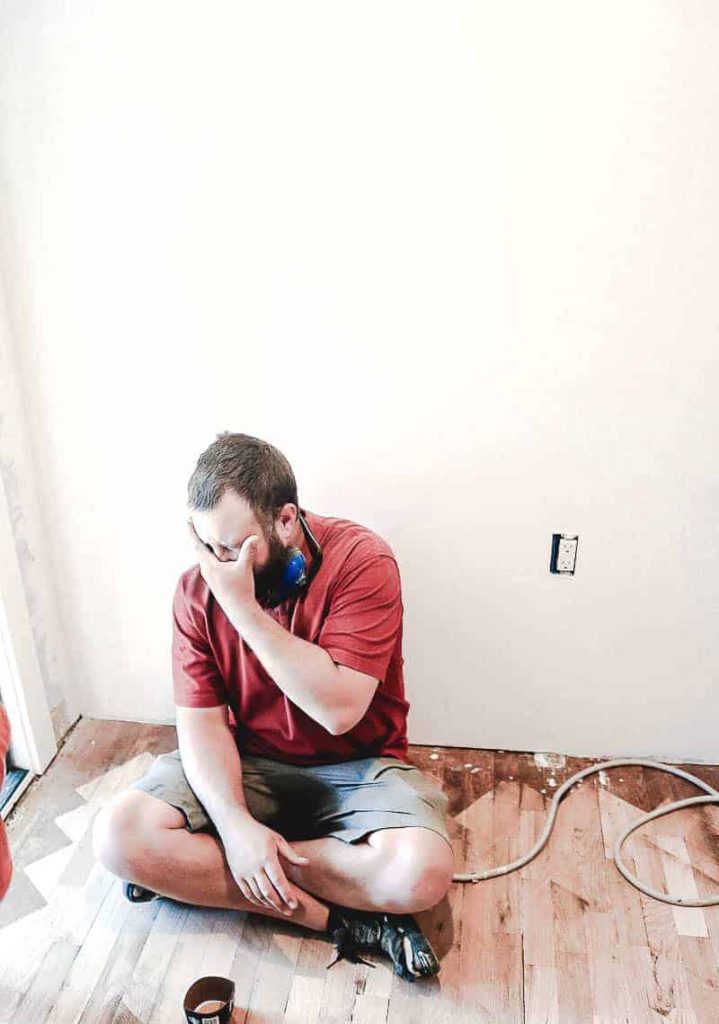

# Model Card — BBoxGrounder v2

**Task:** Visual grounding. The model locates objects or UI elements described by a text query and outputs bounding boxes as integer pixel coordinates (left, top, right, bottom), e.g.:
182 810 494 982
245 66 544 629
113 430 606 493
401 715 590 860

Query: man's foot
325 903 440 982
124 881 159 903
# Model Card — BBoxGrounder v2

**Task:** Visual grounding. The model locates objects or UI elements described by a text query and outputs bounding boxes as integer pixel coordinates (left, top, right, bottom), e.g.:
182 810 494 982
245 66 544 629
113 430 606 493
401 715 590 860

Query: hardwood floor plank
283 973 328 1024
570 781 613 913
195 906 249 980
45 877 135 1023
520 874 555 969
148 906 225 1024
110 899 192 1022
655 835 709 937
455 930 524 1024
347 991 390 1024
677 936 719 1021
554 950 593 1024
7 937 80 1024
490 778 523 935
633 837 683 964
78 900 163 1024
523 962 558 1023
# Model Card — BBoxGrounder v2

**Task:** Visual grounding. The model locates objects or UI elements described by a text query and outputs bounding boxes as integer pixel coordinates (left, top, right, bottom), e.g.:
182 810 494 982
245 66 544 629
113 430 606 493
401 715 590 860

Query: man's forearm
178 721 254 841
228 602 352 734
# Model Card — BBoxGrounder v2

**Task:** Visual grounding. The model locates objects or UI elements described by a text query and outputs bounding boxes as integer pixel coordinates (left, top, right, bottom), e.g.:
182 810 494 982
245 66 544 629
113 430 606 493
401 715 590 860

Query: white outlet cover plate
556 535 578 572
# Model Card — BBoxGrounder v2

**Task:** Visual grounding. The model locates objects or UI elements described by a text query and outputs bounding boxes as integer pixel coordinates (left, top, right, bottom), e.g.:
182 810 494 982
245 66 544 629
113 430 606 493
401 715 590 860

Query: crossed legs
92 789 456 932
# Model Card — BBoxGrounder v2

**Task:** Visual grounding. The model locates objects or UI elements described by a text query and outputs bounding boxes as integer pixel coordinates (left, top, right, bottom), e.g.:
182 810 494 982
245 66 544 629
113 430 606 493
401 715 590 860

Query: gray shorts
128 749 452 853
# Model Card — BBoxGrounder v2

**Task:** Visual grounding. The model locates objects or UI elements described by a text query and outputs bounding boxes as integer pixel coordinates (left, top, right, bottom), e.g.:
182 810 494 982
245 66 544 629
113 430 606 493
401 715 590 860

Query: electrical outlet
550 534 578 574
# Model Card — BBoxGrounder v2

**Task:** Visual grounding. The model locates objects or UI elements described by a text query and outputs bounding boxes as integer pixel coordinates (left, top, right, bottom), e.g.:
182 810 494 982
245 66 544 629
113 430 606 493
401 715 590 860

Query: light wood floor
1 718 719 1022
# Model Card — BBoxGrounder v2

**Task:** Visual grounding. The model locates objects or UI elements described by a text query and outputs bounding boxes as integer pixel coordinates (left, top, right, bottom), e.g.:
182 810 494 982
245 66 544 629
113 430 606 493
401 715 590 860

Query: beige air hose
451 758 719 907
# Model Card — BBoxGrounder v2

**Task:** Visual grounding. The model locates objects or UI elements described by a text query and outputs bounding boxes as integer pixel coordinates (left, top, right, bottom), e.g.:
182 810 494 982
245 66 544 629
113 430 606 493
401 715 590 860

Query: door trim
0 467 57 773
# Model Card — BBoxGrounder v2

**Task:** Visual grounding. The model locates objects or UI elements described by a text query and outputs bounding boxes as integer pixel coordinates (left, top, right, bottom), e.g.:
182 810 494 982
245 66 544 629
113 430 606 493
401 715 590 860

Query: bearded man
93 431 454 981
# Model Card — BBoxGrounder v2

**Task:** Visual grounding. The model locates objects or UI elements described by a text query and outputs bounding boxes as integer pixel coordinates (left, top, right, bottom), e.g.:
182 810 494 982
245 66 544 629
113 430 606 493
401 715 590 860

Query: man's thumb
280 839 309 864
238 534 260 561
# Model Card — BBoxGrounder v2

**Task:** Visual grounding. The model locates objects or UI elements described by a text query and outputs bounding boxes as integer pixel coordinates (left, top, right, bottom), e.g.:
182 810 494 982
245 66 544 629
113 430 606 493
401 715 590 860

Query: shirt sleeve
317 551 403 684
171 577 229 708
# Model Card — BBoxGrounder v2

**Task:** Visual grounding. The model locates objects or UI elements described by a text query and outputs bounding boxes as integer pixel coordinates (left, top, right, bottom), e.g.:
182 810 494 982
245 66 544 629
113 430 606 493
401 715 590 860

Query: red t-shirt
171 509 410 766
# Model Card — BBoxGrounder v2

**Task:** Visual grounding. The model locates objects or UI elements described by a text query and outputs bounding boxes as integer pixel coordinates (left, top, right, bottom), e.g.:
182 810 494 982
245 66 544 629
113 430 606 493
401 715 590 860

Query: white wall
0 282 77 753
0 1 716 761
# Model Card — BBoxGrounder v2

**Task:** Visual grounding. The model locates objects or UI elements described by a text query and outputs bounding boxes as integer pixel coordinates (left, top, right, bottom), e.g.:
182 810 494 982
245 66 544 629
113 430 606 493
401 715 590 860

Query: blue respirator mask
256 509 323 610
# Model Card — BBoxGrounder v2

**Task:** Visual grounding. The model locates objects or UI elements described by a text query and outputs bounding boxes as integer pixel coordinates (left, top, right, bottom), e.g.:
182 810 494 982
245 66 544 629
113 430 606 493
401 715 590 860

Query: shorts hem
324 823 453 853
130 780 211 834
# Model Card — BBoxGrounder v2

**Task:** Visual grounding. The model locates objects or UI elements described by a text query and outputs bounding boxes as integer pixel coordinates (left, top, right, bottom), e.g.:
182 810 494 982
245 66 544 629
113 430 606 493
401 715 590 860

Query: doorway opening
0 748 28 818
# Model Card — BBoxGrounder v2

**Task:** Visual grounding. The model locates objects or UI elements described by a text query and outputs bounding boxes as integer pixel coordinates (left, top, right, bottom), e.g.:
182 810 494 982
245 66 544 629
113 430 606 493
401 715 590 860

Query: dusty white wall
0 284 77 748
0 1 716 762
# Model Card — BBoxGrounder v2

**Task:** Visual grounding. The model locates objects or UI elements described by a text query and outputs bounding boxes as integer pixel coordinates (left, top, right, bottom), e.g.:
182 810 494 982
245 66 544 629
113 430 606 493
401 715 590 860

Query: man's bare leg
118 827 333 931
282 836 388 909
93 794 389 931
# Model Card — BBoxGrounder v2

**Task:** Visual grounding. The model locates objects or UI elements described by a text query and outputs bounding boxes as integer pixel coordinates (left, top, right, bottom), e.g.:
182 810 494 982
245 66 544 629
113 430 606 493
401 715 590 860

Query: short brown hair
187 432 299 536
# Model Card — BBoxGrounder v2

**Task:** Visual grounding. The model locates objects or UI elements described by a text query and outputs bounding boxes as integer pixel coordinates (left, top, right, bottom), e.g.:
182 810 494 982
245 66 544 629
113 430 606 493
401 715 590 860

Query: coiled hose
452 758 719 907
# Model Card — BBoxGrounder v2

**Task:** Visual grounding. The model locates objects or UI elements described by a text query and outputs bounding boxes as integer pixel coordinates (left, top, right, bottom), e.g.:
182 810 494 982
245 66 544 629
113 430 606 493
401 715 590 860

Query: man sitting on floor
93 431 454 981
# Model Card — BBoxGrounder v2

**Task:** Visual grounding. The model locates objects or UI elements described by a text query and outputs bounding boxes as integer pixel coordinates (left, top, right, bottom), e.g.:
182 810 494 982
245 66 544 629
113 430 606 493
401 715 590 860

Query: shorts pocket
373 759 449 810
370 756 419 781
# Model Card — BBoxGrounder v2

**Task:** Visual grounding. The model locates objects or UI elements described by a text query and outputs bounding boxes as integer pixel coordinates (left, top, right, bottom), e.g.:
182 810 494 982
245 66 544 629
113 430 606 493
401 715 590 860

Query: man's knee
372 836 456 913
92 788 182 877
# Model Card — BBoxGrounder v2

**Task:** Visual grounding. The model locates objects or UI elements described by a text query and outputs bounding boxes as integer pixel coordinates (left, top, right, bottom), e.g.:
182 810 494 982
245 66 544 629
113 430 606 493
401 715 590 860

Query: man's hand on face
187 518 261 624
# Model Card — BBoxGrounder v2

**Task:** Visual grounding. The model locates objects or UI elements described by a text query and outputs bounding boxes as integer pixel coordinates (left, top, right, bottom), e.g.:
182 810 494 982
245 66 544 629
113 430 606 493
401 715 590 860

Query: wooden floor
1 718 719 1022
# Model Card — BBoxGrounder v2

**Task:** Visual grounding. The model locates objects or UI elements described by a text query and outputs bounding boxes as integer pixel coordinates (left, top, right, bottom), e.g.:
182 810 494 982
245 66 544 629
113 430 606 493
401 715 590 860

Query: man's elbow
328 707 363 736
